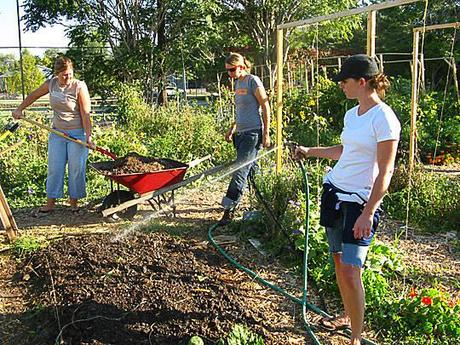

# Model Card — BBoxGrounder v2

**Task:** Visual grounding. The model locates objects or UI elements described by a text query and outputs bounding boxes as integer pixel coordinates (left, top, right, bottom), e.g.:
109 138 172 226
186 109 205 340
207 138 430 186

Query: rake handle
21 118 117 160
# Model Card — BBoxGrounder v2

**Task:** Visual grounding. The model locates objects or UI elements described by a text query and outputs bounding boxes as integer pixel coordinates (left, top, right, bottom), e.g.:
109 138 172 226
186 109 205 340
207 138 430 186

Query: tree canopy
18 0 460 98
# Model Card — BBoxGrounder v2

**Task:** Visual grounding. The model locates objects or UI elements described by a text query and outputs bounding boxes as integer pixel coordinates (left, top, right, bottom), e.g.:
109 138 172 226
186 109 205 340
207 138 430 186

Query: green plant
217 324 264 345
386 164 460 232
0 115 49 207
113 82 153 130
12 235 43 257
364 240 405 311
250 160 337 293
140 102 234 164
282 77 343 148
370 287 460 344
188 335 204 345
386 78 460 159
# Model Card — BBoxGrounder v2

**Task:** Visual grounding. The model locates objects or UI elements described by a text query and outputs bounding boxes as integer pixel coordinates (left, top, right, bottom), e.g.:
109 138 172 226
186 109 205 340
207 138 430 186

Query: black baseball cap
332 54 379 82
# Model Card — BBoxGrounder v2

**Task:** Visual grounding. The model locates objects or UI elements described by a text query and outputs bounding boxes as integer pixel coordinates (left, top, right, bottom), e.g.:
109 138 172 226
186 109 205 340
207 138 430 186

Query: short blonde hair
54 56 73 75
225 52 252 71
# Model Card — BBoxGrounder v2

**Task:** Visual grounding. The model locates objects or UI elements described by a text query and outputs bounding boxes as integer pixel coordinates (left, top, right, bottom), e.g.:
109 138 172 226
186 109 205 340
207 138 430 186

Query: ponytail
368 73 390 99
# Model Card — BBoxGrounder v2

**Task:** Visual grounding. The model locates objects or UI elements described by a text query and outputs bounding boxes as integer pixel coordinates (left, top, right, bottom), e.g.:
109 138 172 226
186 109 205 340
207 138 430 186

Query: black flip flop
71 207 84 215
34 208 54 217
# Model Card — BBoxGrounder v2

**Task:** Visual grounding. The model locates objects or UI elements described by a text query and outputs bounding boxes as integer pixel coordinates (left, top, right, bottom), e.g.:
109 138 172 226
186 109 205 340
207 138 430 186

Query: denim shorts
325 202 380 268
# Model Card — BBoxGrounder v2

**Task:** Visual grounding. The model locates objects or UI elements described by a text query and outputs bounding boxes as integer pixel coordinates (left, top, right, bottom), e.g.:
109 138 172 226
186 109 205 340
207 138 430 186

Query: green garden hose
208 159 378 345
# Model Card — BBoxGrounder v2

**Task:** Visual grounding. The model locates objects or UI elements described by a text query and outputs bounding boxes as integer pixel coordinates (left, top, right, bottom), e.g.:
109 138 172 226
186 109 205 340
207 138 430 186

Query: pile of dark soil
113 155 165 174
17 232 300 345
92 152 184 175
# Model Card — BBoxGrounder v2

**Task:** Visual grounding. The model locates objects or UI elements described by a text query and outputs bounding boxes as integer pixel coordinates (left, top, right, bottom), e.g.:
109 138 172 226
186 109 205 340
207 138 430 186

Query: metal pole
16 0 25 99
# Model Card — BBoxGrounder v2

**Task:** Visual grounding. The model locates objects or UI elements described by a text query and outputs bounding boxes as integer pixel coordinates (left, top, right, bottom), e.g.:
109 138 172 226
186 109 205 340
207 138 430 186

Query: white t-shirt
325 102 401 202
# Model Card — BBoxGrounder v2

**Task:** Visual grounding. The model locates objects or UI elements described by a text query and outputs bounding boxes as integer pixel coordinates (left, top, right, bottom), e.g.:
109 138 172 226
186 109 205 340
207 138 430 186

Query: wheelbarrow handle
187 154 212 168
21 117 117 160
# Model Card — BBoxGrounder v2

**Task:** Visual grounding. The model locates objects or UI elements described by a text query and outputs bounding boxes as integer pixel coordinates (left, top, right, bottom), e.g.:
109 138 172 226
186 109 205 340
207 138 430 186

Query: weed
217 324 264 345
12 235 43 257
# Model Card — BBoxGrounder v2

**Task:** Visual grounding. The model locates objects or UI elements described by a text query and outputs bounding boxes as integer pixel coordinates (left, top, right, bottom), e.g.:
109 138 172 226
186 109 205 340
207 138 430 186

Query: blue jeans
222 129 262 210
46 129 88 199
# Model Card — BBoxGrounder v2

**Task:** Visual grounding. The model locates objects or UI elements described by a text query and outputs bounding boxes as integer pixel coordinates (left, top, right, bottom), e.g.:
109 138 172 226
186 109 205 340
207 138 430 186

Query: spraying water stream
112 145 280 241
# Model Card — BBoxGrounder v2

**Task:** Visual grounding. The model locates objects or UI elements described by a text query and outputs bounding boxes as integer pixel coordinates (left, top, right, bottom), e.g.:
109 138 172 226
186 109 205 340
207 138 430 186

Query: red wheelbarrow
90 153 216 220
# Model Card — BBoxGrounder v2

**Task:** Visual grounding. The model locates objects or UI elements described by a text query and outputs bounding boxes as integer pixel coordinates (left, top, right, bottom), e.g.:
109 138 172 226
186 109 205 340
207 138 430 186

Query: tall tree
218 0 360 88
7 50 45 94
22 0 230 103
375 0 459 88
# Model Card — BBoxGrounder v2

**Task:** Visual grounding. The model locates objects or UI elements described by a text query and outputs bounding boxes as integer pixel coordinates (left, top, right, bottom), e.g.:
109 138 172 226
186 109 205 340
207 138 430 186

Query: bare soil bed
1 180 458 345
11 232 303 344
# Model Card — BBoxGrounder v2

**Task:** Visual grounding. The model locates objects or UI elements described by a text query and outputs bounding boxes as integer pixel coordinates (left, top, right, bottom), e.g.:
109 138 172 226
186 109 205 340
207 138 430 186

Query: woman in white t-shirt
295 54 400 345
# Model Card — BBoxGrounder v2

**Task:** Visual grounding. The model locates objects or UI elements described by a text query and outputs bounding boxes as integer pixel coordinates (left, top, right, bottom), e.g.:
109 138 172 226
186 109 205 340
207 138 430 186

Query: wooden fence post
0 184 18 241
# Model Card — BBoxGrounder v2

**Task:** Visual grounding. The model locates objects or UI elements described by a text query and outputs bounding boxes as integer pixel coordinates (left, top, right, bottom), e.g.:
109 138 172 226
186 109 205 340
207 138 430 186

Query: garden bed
1 182 458 345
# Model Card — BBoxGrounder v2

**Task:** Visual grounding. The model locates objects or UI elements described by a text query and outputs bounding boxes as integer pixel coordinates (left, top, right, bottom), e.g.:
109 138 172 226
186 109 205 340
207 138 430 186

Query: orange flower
421 296 432 306
448 300 455 308
409 287 417 298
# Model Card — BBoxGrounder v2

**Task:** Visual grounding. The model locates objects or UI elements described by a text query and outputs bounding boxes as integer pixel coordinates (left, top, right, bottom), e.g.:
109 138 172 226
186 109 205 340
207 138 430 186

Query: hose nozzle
284 140 299 150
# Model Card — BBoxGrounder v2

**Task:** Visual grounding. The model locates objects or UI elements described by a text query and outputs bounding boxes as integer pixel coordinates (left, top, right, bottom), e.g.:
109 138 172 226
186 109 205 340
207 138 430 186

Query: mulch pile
93 152 182 175
112 155 166 175
16 232 302 345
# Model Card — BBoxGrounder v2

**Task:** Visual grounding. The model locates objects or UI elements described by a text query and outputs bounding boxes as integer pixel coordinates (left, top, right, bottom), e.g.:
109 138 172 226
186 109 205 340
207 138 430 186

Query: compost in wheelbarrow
90 152 189 194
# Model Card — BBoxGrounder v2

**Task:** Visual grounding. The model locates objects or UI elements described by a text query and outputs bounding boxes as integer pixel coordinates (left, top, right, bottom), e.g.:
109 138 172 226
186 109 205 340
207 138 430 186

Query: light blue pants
46 129 88 199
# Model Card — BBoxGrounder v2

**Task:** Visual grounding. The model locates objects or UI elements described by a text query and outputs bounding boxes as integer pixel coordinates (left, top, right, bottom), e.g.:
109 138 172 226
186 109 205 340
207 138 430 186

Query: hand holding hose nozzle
285 141 309 161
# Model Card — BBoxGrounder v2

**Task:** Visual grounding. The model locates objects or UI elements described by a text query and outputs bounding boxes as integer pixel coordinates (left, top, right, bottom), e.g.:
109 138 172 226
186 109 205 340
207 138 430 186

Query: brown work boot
218 209 234 226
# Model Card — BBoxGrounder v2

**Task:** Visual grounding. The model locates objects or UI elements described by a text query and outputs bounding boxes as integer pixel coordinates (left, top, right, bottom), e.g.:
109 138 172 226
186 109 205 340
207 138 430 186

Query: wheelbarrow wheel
101 190 137 221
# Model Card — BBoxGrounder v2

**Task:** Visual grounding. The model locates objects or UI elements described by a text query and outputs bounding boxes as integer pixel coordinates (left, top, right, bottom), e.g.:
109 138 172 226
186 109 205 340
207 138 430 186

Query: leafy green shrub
139 102 234 165
370 288 460 344
0 116 49 207
113 82 153 130
386 77 460 158
110 83 234 164
251 160 336 292
282 77 343 147
364 240 405 313
386 164 460 231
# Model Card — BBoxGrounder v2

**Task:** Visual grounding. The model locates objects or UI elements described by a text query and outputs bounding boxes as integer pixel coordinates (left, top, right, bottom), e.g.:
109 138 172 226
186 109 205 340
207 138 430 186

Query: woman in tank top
12 56 92 214
295 55 400 345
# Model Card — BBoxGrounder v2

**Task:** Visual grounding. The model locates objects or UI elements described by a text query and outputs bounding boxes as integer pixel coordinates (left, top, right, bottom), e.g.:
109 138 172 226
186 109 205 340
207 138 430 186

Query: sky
0 0 69 57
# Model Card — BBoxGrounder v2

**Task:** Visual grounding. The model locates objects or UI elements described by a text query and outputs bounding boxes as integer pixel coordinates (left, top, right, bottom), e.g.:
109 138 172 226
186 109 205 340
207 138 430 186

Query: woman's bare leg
332 253 364 345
